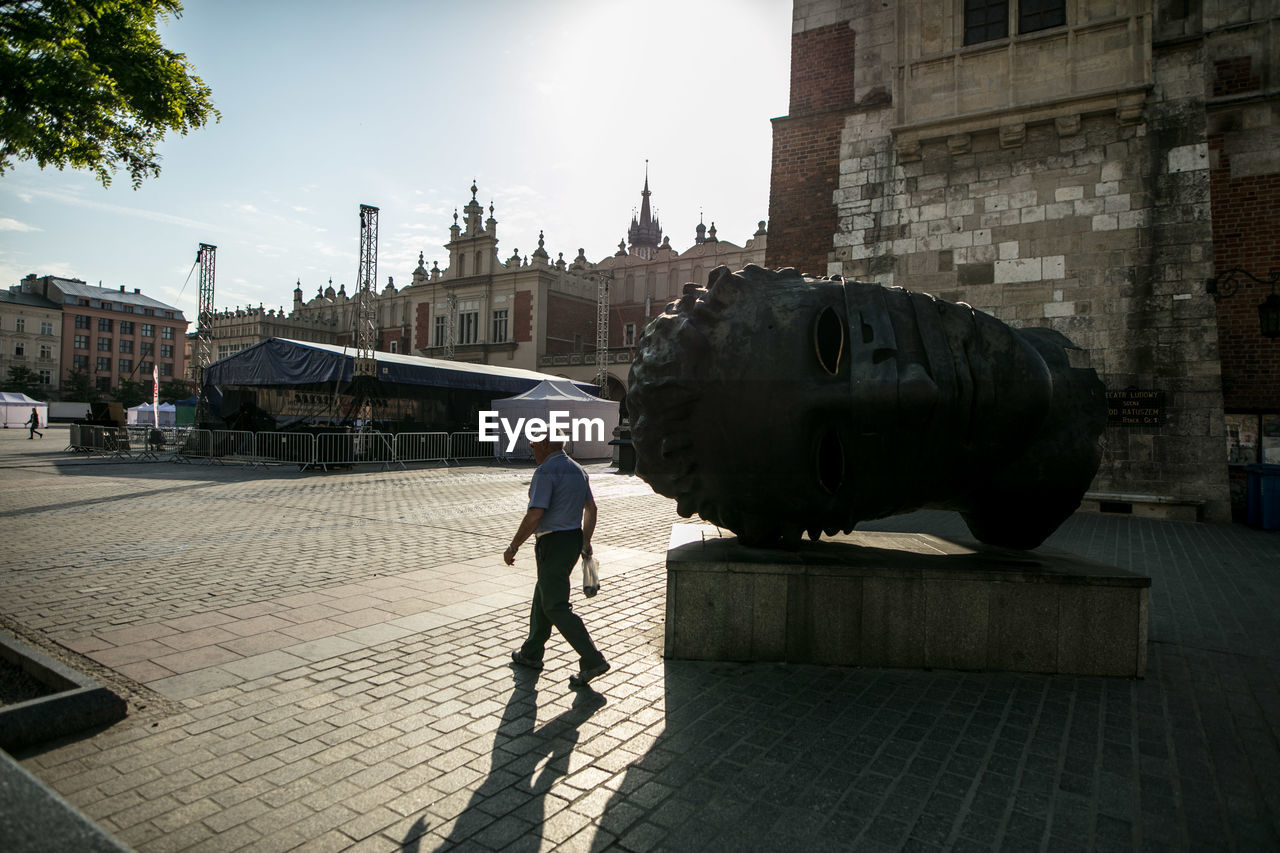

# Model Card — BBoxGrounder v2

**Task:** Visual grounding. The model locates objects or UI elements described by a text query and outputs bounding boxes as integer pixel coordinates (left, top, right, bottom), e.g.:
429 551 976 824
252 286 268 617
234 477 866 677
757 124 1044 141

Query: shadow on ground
388 511 1280 852
584 649 1277 852
400 665 607 852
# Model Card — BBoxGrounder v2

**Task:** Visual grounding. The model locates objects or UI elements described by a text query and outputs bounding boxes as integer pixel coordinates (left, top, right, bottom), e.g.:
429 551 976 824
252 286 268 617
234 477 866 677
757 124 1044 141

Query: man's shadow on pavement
400 664 606 852
578 654 1216 852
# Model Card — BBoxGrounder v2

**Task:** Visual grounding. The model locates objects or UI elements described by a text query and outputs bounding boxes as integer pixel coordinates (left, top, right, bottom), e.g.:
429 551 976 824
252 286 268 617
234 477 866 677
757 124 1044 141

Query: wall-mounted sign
1106 389 1165 426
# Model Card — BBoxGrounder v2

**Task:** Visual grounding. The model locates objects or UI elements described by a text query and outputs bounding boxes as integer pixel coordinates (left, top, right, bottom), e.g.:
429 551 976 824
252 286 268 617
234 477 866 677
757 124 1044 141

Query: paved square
1 426 1278 851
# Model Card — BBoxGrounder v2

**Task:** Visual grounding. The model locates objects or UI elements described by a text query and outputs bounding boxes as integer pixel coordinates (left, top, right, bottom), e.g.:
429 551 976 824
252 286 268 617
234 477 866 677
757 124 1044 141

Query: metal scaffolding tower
354 205 379 378
595 272 611 398
194 243 216 423
444 291 458 361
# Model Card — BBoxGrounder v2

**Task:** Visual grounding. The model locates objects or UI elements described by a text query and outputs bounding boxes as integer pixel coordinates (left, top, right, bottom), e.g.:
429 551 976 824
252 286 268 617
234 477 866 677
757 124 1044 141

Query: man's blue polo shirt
528 451 592 533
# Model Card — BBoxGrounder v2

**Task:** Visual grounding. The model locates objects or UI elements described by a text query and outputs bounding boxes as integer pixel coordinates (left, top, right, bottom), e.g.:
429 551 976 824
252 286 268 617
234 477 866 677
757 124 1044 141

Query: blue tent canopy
203 338 597 396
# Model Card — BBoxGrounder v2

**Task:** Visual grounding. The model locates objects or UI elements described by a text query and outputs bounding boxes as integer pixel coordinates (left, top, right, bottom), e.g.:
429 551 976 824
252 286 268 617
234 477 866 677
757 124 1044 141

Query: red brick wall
611 305 650 348
767 113 850 276
379 329 408 353
545 293 595 354
787 23 858 115
1209 134 1280 411
1213 57 1261 98
513 291 533 343
415 302 432 350
766 22 858 276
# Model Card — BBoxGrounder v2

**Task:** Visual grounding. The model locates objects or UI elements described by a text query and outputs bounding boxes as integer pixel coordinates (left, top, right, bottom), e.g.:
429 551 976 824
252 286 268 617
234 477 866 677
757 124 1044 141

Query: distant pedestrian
504 437 609 688
25 407 42 439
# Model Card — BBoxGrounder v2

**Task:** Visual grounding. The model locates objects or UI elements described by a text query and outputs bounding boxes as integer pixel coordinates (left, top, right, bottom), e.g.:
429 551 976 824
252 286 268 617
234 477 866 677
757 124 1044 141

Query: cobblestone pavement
1 426 1278 852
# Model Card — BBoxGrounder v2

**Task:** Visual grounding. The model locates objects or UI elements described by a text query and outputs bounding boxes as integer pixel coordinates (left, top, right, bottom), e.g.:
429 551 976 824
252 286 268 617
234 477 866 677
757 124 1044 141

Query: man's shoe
511 650 544 671
569 660 609 688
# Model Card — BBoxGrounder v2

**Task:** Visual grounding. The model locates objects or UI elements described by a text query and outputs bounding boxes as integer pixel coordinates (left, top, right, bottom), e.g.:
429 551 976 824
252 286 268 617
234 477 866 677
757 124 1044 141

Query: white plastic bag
581 555 600 597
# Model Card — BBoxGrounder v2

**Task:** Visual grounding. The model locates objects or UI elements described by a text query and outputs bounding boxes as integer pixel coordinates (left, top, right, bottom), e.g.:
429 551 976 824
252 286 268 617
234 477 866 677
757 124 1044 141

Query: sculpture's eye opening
814 306 844 375
816 428 845 494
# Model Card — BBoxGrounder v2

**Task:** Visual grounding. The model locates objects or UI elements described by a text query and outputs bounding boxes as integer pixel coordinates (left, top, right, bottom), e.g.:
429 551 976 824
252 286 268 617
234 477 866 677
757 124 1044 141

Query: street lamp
1206 268 1280 340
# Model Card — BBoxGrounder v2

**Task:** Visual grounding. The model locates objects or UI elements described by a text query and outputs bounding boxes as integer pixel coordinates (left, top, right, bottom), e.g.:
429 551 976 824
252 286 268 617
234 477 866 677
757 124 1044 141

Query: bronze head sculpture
627 265 1106 550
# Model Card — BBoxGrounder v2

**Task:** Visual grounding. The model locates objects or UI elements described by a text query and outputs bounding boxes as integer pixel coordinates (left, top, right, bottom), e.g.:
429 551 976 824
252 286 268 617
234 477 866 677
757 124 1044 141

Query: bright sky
0 0 792 321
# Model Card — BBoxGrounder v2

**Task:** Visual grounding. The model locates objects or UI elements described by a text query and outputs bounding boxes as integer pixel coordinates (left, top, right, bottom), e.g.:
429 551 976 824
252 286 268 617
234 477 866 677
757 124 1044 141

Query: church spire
627 160 662 259
639 161 653 228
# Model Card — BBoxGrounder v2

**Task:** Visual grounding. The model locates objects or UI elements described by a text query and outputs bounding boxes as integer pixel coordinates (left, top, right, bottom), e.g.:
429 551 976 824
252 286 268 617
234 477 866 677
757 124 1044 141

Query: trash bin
1245 464 1280 530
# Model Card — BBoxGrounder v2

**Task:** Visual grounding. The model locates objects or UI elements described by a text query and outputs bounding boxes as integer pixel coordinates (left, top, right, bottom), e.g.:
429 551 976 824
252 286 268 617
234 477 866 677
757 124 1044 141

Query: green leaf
0 0 218 188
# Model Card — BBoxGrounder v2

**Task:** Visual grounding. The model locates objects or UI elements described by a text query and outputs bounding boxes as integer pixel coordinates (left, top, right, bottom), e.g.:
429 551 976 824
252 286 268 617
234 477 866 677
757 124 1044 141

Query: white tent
126 402 176 427
489 379 619 460
0 392 47 429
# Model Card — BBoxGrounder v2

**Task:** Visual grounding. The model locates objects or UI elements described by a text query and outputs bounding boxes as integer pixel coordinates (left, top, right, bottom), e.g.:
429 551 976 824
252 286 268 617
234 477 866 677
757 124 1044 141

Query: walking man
504 436 609 687
25 407 42 439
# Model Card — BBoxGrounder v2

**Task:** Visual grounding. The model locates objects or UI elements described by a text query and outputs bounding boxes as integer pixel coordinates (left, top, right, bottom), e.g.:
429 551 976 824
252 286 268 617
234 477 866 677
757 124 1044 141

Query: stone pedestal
664 524 1149 677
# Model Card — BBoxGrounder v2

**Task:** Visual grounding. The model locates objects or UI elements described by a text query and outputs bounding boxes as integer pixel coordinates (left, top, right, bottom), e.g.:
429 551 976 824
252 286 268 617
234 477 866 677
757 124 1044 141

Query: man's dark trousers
520 530 604 666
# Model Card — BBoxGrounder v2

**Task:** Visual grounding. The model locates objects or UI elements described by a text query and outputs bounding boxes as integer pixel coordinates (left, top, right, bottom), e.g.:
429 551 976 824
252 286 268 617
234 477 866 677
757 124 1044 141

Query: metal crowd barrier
63 424 191 459
177 428 213 462
448 431 491 463
394 432 450 465
128 425 160 461
66 426 513 471
255 432 316 469
315 431 395 471
209 430 257 465
66 424 131 457
123 425 189 460
66 422 85 452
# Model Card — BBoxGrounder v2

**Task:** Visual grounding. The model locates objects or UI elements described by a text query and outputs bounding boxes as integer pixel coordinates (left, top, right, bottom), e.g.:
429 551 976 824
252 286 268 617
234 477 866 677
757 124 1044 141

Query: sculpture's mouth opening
817 428 845 494
814 304 847 495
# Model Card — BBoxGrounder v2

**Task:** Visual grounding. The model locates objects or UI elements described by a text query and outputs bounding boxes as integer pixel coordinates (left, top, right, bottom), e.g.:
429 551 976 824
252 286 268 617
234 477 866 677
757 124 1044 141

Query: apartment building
0 289 61 392
14 275 189 393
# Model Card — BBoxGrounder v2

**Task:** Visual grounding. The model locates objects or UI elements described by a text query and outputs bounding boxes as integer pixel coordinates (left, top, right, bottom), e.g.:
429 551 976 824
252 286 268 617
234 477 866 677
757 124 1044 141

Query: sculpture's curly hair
627 264 820 541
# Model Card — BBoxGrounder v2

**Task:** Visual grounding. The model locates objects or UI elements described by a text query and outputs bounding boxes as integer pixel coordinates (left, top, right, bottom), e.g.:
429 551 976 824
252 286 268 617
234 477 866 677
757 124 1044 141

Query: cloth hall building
202 178 767 406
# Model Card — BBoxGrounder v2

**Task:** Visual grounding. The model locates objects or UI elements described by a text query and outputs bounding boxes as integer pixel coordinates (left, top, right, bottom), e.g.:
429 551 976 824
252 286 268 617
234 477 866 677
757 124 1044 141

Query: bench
1079 492 1206 522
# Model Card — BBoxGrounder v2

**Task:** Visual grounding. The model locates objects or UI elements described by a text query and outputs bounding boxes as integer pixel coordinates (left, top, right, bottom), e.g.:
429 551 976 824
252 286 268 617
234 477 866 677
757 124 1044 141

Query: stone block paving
1 426 1278 852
